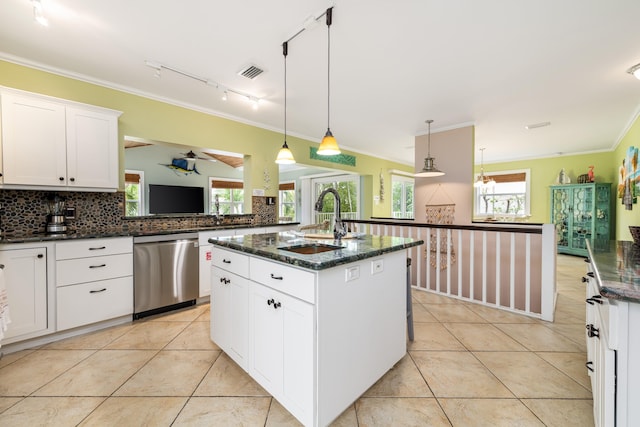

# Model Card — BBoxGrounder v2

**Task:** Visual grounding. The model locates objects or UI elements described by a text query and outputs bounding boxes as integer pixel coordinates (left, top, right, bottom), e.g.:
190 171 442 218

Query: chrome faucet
315 188 347 240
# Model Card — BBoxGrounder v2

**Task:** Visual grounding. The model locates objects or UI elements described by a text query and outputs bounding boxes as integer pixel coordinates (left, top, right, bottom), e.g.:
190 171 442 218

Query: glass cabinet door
571 186 594 251
594 185 610 250
551 188 570 249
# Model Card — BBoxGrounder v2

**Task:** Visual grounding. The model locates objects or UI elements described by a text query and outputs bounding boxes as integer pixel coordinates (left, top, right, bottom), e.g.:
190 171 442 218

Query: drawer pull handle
0 264 4 269
222 259 231 264
90 288 107 294
585 361 594 372
586 296 603 305
270 273 283 280
89 264 106 269
89 246 106 251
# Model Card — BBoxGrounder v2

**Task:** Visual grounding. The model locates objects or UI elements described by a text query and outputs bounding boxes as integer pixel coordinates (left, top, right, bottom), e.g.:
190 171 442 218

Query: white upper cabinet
0 87 121 191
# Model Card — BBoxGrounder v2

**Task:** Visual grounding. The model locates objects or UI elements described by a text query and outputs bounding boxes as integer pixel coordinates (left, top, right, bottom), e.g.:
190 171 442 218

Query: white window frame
209 177 244 215
278 181 296 221
474 168 531 219
390 172 415 219
124 169 144 216
311 174 360 224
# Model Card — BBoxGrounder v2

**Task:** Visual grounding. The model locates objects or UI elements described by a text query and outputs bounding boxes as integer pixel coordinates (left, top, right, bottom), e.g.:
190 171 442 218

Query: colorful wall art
618 146 639 210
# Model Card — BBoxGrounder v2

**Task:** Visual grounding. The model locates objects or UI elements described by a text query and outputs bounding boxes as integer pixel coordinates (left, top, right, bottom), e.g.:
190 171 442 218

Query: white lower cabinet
211 245 406 427
55 237 133 331
0 246 49 342
211 267 249 370
249 281 314 424
586 257 640 427
57 277 132 331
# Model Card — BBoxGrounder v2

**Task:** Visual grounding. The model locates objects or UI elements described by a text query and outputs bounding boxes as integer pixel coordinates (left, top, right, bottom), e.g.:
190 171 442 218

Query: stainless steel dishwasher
133 233 199 319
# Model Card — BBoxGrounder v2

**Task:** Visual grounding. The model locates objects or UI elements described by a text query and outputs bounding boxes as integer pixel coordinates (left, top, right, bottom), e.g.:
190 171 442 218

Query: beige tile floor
0 255 594 426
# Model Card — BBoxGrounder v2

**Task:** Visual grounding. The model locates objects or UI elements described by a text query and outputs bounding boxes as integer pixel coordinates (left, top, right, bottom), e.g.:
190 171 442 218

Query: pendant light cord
283 41 288 145
326 7 332 131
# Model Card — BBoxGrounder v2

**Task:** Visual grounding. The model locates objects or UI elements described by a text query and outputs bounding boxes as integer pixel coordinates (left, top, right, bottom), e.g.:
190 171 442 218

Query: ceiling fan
179 150 217 162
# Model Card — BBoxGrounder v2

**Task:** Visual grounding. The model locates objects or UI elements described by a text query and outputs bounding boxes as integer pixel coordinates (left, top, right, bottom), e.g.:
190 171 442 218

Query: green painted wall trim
309 147 356 166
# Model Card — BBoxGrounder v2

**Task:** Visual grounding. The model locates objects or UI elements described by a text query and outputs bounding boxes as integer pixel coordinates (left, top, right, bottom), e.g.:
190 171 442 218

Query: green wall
477 152 617 225
613 115 640 240
0 60 412 217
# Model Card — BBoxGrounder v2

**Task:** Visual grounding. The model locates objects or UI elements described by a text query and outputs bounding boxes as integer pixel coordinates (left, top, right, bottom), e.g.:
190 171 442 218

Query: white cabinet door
249 281 313 426
211 267 248 370
0 247 47 340
65 106 118 189
0 92 67 186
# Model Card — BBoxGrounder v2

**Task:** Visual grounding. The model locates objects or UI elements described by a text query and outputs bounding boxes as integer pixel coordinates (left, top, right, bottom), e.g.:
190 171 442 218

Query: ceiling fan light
317 129 341 155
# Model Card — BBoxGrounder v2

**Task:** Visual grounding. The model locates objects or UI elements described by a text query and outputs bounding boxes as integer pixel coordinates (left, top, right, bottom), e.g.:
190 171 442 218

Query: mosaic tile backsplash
0 190 273 237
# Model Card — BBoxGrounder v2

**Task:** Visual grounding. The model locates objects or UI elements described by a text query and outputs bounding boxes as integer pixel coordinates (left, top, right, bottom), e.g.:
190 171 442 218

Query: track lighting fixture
415 120 444 177
144 60 261 108
317 7 341 156
276 41 296 164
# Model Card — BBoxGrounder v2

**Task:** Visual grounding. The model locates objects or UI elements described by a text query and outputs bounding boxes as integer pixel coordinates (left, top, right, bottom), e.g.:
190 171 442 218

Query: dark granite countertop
0 222 299 244
209 231 424 271
587 240 640 303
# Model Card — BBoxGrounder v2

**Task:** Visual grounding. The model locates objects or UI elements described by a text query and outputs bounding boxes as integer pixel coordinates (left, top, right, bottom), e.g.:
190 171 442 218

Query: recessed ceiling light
525 121 551 130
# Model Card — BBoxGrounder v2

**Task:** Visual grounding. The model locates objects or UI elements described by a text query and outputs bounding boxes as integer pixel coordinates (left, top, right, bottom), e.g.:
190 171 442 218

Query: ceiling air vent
238 64 264 80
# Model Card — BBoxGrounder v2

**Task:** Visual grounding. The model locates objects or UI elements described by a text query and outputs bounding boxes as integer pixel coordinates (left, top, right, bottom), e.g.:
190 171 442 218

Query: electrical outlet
345 266 360 282
64 207 76 220
371 259 384 275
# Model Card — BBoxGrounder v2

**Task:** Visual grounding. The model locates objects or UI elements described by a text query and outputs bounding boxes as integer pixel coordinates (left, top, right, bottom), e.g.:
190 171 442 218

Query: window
312 175 359 224
279 182 295 221
391 174 414 219
124 170 144 216
210 178 244 215
474 169 530 218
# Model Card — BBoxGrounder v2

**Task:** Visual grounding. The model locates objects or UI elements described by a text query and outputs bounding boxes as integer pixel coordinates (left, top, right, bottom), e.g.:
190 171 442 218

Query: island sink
279 243 343 255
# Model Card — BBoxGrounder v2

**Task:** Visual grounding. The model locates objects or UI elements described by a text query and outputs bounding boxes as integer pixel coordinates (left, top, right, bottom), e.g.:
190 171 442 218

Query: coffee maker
46 194 67 234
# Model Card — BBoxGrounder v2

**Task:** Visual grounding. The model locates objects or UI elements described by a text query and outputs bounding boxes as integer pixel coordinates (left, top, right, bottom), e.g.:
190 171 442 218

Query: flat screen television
148 184 205 215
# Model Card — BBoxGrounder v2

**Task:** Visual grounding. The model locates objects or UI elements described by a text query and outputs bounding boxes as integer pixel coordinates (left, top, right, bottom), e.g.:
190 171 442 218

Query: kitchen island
208 232 423 427
585 240 640 427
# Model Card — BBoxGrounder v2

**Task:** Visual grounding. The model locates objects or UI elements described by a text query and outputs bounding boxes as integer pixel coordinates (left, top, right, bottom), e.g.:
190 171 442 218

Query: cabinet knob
586 324 600 338
59 177 65 181
273 301 281 309
37 254 44 259
70 177 75 182
586 272 594 278
584 258 590 263
267 298 275 306
585 361 594 372
581 276 588 283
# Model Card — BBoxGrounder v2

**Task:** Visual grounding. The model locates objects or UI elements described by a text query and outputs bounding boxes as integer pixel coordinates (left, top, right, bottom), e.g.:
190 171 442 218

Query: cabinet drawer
56 237 132 260
212 247 249 277
57 276 133 331
249 257 315 303
57 253 133 286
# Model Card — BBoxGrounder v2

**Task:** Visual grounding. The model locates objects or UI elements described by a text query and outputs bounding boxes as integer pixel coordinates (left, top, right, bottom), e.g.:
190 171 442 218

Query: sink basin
279 243 343 255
